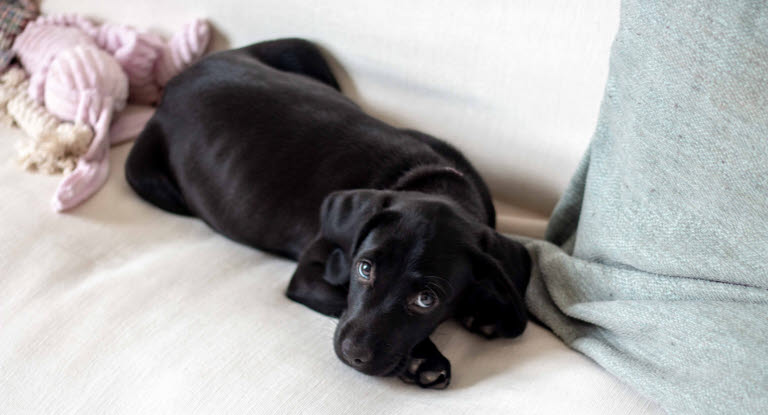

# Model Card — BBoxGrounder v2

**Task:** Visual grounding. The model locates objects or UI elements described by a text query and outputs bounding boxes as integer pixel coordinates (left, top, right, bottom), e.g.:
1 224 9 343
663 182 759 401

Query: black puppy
126 39 531 389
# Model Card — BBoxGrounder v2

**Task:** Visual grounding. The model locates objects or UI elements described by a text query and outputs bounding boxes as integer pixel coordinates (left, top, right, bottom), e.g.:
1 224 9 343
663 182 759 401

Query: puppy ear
323 248 350 286
463 229 532 338
319 189 393 256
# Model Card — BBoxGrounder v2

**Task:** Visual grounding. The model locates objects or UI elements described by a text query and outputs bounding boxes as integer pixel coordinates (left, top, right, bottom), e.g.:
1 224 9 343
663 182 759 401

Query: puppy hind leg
125 121 191 216
239 38 341 91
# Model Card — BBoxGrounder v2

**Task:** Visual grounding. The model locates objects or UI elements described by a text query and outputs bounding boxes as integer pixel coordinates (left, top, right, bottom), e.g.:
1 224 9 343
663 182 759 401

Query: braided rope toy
10 15 210 211
0 67 93 174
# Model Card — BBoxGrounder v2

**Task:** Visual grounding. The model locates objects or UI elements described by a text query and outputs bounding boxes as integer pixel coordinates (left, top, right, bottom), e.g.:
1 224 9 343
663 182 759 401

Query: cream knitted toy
10 14 210 211
0 66 93 174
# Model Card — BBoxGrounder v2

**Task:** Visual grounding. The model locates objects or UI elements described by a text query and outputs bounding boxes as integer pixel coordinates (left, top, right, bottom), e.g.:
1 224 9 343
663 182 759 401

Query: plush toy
10 14 210 211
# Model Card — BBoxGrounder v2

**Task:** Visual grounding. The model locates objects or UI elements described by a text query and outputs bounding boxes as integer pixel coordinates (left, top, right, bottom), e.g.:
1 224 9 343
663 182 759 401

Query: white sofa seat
0 0 661 413
0 133 658 414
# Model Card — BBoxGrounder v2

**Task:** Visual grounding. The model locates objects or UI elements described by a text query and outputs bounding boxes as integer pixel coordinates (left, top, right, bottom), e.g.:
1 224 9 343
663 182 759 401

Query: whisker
424 275 454 297
425 281 446 297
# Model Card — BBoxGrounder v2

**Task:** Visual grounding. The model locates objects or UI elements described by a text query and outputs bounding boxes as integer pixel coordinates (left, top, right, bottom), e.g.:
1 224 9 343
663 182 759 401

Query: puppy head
319 189 530 376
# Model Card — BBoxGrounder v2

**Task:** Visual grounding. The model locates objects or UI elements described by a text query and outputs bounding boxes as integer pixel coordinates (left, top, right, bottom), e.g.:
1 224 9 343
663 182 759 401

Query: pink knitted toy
12 15 210 211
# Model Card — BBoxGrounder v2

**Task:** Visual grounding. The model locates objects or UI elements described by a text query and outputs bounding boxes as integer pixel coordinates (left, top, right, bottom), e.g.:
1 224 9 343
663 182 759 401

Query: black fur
126 38 531 389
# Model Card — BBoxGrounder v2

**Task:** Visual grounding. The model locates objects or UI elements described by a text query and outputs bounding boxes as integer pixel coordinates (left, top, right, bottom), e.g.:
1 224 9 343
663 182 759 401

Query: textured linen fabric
525 1 768 414
0 129 659 414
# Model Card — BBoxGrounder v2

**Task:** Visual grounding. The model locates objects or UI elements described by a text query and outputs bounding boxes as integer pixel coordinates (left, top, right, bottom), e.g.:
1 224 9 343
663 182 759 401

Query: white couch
0 1 662 413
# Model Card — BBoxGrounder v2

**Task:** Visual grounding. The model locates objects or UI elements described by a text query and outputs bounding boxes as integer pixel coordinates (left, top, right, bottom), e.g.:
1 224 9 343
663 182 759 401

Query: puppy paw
398 354 451 389
461 315 504 339
457 282 527 339
459 306 526 339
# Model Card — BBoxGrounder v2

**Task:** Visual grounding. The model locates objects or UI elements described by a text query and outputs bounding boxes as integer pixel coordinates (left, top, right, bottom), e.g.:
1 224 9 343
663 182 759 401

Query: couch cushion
0 125 658 413
526 1 768 413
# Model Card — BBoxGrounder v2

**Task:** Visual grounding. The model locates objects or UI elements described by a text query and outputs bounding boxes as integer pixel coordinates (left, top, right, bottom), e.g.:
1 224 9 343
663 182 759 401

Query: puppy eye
415 290 437 308
357 260 373 280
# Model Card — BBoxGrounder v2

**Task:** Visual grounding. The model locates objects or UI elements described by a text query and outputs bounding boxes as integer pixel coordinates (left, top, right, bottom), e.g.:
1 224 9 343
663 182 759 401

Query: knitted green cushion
524 1 768 413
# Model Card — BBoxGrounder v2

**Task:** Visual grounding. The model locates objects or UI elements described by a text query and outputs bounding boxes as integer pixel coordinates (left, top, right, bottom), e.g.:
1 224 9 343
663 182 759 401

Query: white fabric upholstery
0 132 658 414
1 1 662 413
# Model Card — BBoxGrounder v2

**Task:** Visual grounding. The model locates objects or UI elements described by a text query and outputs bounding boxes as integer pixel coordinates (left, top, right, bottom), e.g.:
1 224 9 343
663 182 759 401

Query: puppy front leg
456 279 527 339
399 338 451 389
286 236 348 317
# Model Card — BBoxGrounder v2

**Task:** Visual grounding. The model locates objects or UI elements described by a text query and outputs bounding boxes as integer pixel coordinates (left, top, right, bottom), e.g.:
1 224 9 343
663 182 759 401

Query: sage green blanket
524 1 768 413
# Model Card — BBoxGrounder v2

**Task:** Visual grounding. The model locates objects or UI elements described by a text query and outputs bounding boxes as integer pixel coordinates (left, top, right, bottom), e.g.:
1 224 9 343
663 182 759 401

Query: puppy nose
341 338 372 366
